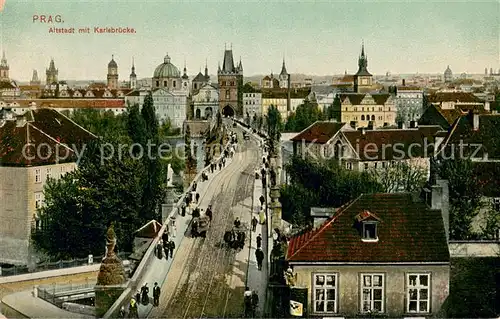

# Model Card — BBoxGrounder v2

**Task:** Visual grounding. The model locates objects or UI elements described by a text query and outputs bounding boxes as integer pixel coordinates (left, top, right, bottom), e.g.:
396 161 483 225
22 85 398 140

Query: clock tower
353 43 373 93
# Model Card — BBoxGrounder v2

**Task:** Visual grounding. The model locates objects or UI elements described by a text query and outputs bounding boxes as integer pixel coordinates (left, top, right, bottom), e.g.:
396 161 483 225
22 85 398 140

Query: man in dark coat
181 203 186 217
256 234 262 249
141 283 149 305
255 248 264 270
251 216 258 232
162 232 169 245
153 282 161 306
167 240 175 258
251 290 259 316
195 193 200 203
156 241 163 259
259 195 265 208
234 217 241 228
206 205 213 222
163 240 169 260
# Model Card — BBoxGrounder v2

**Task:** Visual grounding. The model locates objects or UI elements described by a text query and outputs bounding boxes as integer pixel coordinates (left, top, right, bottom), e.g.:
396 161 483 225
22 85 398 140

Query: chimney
310 207 332 228
473 113 479 131
402 79 406 86
431 180 449 242
409 120 418 128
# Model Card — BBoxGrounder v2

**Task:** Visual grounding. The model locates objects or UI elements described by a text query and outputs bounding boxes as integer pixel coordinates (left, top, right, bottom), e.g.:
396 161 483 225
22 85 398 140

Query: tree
370 161 427 193
266 105 283 154
127 103 146 147
435 158 483 239
281 157 383 227
285 98 324 132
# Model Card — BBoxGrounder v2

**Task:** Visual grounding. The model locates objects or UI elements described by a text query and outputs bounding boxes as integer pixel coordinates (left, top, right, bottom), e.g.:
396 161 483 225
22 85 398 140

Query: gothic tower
353 43 373 93
0 51 9 81
46 58 58 85
279 57 289 89
181 60 189 92
129 57 137 89
30 70 41 85
107 55 118 89
217 45 243 117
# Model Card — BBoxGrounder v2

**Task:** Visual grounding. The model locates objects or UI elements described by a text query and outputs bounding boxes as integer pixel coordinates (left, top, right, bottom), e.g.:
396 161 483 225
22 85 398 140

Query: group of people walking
124 282 161 318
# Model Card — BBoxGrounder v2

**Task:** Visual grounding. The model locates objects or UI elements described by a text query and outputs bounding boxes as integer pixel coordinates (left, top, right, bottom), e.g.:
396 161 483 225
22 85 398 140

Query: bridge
102 119 270 318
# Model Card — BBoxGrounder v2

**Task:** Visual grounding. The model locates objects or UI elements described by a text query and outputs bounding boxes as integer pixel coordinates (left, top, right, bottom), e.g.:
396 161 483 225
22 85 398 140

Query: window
173 81 176 88
374 162 378 169
362 222 377 240
225 90 230 99
371 115 375 121
35 192 43 209
364 163 369 170
313 274 338 313
346 162 352 170
361 115 365 120
407 274 430 313
35 169 41 183
156 81 159 87
361 274 384 313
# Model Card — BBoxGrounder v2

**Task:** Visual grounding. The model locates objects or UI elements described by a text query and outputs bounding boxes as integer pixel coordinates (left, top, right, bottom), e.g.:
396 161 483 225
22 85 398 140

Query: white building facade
243 92 262 117
396 87 424 124
192 83 219 119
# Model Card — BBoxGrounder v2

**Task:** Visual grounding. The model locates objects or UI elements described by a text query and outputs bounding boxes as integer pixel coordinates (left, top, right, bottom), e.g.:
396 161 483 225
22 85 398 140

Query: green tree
127 103 146 147
281 157 383 227
71 109 127 140
266 105 283 153
285 98 324 132
436 158 482 239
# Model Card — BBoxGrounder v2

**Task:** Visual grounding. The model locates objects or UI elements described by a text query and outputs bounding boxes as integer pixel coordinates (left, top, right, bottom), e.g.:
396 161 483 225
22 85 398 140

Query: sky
0 0 498 81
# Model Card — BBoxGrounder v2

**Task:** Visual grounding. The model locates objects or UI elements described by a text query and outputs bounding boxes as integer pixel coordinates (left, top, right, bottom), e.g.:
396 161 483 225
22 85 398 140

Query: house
339 93 396 128
0 107 96 265
0 99 126 117
291 121 442 176
261 88 310 120
395 85 424 124
192 83 219 120
286 181 450 317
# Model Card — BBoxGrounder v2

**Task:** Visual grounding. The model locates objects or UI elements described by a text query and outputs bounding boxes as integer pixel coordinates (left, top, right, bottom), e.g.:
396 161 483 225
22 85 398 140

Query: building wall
218 74 241 116
192 86 219 119
396 90 423 123
243 93 262 117
262 98 287 119
0 163 76 265
291 263 450 317
341 99 396 127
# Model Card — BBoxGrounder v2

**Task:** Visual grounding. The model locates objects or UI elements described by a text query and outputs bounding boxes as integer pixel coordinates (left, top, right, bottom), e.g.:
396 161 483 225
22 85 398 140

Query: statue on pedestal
97 223 126 286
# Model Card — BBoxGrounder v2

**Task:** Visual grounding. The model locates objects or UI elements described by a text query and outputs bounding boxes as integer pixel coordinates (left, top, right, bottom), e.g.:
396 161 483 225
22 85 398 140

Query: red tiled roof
342 126 441 161
0 108 96 166
1 99 125 109
291 121 346 144
287 193 450 263
429 92 482 103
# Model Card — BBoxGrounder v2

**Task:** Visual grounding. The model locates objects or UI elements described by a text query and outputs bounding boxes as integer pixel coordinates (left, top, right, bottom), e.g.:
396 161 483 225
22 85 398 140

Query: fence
0 252 130 277
37 281 96 307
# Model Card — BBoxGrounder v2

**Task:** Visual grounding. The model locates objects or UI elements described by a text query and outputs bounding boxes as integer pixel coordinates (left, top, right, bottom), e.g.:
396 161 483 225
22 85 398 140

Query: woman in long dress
259 210 266 224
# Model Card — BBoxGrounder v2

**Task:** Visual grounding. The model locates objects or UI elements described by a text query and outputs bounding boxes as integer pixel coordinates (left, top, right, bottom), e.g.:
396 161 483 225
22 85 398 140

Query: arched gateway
222 105 235 117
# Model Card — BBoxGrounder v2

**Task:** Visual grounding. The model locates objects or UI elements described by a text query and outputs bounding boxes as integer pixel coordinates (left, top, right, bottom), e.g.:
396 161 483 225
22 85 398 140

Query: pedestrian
129 298 139 318
181 202 186 217
162 231 169 245
135 290 141 304
193 181 197 192
119 305 125 318
168 240 175 258
219 162 222 170
259 195 265 208
153 282 161 307
244 287 252 318
251 216 258 232
255 247 264 270
251 290 259 316
256 234 262 249
195 193 200 203
259 210 266 225
171 223 177 238
206 205 213 222
140 283 149 305
156 240 163 259
163 240 169 260
193 207 200 218
234 217 241 228
210 163 214 173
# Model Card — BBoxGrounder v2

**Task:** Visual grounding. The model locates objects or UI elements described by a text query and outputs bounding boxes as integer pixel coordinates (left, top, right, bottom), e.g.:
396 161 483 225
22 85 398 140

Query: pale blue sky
0 0 498 81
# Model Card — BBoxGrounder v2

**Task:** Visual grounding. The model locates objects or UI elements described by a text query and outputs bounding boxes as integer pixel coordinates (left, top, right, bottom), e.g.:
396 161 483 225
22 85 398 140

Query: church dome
108 56 117 68
153 54 180 78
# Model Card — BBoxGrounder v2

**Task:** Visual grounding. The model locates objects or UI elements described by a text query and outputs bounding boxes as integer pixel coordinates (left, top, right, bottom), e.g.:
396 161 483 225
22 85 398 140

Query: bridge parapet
103 138 234 319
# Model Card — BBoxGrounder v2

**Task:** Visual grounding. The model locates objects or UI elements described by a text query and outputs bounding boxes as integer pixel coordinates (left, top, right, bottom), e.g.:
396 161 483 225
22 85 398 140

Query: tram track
156 133 259 318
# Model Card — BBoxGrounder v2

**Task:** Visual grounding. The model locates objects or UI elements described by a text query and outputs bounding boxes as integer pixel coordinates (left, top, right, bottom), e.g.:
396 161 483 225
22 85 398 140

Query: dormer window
355 210 381 242
363 222 377 240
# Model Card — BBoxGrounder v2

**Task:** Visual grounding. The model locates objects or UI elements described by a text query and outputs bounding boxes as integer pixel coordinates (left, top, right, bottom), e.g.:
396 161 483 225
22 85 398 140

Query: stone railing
449 240 500 257
103 138 233 319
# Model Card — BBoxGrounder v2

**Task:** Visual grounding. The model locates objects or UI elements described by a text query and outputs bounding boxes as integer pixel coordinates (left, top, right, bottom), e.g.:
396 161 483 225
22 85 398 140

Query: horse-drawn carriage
192 214 210 238
223 228 246 250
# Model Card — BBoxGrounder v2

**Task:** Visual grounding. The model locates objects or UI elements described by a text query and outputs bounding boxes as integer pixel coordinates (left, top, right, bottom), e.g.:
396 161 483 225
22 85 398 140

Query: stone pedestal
94 284 127 317
270 186 282 231
162 186 177 222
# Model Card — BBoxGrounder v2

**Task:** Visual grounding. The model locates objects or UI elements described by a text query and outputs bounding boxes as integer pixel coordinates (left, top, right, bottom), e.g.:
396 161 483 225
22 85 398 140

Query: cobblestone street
149 131 260 318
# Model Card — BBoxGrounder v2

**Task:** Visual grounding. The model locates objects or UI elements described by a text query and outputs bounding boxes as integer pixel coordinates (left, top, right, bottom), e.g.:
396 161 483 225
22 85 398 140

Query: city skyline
0 0 498 81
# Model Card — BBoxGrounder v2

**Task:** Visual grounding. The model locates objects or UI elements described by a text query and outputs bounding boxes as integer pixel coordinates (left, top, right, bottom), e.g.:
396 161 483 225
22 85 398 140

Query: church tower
353 43 373 93
181 60 189 92
129 58 137 89
46 58 58 85
0 51 9 82
218 45 243 117
30 70 41 85
279 58 289 89
107 55 118 89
